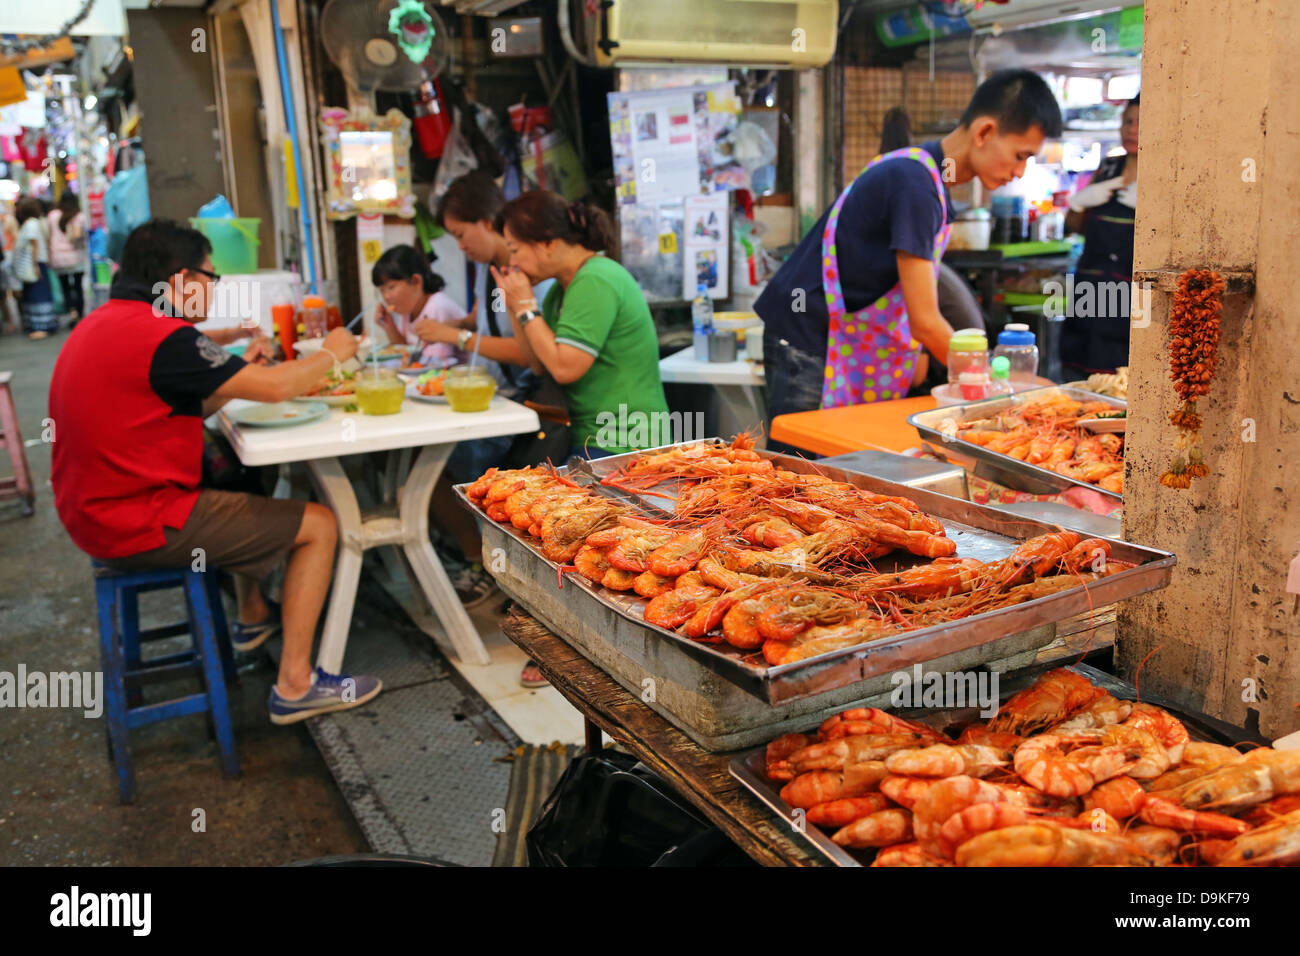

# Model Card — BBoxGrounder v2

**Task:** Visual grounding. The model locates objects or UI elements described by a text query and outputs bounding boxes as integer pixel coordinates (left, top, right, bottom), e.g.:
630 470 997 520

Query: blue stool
92 562 240 802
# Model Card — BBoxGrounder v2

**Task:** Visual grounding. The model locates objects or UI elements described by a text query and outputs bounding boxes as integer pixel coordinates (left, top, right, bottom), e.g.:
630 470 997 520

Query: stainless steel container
908 386 1126 501
457 443 1173 751
707 330 738 363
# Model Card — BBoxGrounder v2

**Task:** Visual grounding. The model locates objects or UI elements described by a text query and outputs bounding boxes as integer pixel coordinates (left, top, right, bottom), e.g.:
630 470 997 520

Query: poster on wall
608 82 743 206
683 193 729 299
610 82 741 301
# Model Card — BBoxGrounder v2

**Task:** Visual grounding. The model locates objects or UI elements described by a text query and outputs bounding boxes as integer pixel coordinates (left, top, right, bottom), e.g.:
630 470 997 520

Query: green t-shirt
543 255 669 454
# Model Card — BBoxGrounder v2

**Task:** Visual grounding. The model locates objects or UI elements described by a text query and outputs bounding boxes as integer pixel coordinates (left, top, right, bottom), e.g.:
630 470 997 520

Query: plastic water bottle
990 355 1014 396
692 282 713 361
994 323 1040 381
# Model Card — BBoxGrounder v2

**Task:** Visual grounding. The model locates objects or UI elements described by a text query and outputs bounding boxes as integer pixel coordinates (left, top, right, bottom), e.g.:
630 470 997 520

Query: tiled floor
375 566 588 746
457 605 587 747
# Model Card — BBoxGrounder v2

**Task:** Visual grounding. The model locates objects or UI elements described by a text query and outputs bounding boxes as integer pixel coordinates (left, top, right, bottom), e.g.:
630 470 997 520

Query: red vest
50 298 203 559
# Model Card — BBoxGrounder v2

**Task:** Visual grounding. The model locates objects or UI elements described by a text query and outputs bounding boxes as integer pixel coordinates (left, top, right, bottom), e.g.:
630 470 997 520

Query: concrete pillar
1118 0 1300 737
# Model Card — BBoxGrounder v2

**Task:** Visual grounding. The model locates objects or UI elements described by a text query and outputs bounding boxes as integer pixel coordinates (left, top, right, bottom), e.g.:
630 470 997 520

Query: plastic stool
0 372 35 516
93 562 240 802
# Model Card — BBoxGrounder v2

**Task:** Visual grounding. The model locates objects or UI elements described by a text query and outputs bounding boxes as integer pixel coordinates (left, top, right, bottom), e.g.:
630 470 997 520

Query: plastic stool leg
205 570 237 684
186 572 239 779
119 583 144 709
95 577 136 803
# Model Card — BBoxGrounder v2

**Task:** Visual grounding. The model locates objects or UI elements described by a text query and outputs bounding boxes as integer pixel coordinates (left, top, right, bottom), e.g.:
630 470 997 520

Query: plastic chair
92 562 240 803
0 372 34 516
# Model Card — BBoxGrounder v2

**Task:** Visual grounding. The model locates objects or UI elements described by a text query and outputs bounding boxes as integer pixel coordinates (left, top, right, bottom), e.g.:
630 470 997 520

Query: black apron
1062 190 1135 375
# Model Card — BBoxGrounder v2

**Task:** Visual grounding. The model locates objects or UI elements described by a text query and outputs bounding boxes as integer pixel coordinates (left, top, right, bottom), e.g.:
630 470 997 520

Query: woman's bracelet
319 344 344 370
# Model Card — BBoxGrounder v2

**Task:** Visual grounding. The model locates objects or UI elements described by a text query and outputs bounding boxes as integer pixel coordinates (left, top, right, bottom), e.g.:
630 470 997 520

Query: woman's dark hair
120 218 212 287
15 196 42 224
497 191 615 256
436 171 505 227
960 69 1064 138
371 244 446 294
1125 93 1140 110
880 106 913 154
55 191 81 234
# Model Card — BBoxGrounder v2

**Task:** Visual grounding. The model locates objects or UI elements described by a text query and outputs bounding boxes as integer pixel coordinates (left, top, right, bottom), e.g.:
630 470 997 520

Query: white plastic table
658 347 767 440
218 396 539 671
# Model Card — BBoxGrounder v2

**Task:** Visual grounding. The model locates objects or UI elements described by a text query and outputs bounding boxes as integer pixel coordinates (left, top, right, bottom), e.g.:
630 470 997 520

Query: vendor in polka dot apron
755 70 1063 443
821 147 950 408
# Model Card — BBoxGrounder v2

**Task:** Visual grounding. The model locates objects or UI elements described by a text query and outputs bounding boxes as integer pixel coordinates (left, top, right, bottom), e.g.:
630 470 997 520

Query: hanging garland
1159 268 1225 489
0 0 97 58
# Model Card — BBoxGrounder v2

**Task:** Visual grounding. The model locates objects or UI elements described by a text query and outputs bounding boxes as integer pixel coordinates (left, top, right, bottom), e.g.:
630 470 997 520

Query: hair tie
568 203 587 231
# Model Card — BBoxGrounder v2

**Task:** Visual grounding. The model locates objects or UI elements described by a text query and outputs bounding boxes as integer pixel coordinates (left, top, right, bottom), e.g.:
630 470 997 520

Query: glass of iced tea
355 367 406 415
443 365 496 412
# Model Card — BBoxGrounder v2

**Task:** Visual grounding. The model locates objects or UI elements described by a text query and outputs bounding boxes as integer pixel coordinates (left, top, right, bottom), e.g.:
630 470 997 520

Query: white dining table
218 395 539 671
658 346 767 443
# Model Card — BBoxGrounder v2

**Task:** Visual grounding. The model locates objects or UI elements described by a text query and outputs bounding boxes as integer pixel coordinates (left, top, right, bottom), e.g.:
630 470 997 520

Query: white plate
293 392 355 407
228 401 330 427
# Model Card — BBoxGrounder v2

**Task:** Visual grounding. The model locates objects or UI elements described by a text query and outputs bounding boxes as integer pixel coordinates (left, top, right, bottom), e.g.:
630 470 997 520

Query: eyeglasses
191 267 222 283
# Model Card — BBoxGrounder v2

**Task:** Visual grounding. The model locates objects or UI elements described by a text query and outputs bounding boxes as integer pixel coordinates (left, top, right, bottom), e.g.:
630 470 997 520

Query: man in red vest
51 219 382 724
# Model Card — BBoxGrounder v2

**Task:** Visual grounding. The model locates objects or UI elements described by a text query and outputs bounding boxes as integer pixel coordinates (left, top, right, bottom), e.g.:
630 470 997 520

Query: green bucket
190 217 261 274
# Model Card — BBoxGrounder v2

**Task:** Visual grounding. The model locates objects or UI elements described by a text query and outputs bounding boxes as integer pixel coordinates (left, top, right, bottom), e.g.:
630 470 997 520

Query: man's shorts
103 490 307 581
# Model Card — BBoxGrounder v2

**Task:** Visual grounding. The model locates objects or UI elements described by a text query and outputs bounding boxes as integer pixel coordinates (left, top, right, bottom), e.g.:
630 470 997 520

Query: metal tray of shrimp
726 664 1261 867
455 441 1174 750
907 386 1127 501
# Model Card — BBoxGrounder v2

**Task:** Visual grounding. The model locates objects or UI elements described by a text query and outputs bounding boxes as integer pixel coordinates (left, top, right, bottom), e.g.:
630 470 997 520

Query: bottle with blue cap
993 323 1039 382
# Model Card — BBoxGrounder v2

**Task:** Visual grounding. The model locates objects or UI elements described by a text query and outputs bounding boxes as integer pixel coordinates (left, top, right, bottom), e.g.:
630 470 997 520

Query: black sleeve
149 325 247 416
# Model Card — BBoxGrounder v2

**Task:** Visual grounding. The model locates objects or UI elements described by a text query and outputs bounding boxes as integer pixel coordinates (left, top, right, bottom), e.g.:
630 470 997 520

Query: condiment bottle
947 329 990 385
993 323 1039 381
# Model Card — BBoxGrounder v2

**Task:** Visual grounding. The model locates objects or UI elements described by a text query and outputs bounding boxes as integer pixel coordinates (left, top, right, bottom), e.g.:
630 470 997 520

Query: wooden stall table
769 395 937 456
501 605 1118 867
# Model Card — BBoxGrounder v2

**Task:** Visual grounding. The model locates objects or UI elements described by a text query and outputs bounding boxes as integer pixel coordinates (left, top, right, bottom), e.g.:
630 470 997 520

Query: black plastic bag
526 751 755 867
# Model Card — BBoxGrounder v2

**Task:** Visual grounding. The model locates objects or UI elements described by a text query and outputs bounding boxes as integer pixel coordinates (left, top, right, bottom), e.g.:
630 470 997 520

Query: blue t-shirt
755 140 952 358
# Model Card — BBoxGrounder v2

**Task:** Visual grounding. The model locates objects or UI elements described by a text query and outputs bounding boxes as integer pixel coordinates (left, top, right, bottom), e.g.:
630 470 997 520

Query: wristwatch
517 308 543 326
457 328 474 350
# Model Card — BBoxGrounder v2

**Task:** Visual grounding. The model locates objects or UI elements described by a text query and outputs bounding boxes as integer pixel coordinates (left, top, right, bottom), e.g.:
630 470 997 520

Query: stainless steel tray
726 663 1248 867
457 441 1174 708
907 386 1127 501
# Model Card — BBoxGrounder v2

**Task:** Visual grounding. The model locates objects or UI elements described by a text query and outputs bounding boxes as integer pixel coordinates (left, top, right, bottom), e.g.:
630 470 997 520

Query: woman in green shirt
492 190 668 457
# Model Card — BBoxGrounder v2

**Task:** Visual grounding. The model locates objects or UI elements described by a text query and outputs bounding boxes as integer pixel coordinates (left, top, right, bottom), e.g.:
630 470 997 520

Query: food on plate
304 367 356 397
417 369 448 396
1073 366 1128 399
754 670 1299 866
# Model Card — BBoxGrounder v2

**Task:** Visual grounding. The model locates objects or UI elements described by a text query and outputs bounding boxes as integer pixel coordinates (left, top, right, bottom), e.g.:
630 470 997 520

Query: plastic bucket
190 217 261 274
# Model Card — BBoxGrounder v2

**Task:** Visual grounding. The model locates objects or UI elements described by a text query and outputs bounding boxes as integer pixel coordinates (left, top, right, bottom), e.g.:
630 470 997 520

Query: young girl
370 244 472 367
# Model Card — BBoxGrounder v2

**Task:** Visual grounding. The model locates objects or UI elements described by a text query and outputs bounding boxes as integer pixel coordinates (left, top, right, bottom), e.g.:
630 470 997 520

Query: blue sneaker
268 668 383 725
231 599 281 652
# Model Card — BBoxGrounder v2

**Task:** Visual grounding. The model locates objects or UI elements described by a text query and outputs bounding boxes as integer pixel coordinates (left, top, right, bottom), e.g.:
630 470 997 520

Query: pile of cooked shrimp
763 669 1300 866
952 391 1125 493
466 449 1134 667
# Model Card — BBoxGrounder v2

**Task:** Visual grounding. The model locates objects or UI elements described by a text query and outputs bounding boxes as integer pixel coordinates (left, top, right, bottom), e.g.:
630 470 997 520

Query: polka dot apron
820 147 952 409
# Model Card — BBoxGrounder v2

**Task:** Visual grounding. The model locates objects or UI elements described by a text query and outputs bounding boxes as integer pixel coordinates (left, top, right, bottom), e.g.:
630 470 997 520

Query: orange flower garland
1159 269 1225 489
